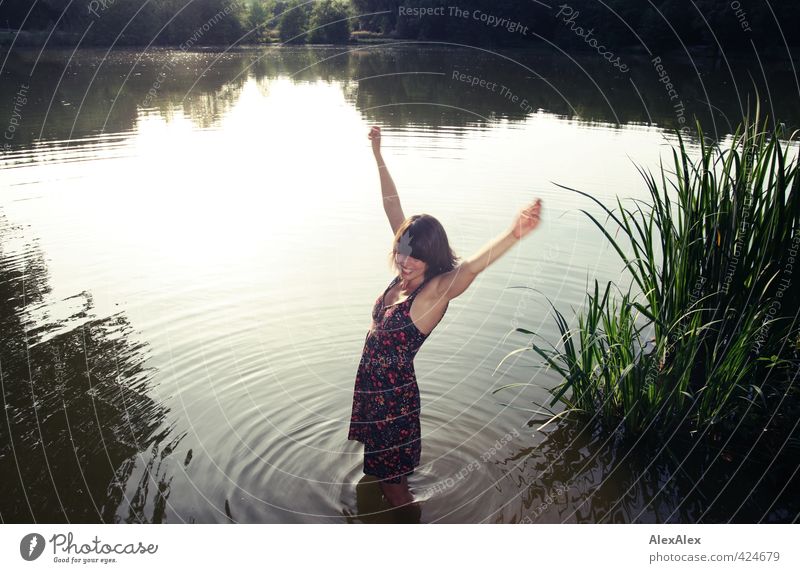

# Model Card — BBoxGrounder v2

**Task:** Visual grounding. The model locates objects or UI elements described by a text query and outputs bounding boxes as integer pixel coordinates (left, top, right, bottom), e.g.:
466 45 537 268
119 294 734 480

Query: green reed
496 114 800 435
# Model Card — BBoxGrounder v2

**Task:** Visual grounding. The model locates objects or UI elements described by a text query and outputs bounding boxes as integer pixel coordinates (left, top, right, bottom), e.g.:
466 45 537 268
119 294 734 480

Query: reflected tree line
0 214 185 522
1 44 796 154
499 412 800 523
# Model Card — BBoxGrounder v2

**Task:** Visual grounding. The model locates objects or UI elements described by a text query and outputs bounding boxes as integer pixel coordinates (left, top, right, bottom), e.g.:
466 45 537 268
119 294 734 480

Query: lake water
1 44 797 523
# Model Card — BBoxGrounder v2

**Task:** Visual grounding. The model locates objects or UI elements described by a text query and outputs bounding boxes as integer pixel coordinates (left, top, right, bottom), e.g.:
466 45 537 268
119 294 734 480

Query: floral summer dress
347 274 447 483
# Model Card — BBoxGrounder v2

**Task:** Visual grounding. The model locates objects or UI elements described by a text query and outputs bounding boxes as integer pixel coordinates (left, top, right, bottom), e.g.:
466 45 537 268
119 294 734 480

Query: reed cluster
498 115 800 436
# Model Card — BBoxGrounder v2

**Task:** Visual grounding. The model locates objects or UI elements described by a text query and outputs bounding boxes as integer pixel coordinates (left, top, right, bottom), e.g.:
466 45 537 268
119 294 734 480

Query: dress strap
409 276 429 298
382 275 428 309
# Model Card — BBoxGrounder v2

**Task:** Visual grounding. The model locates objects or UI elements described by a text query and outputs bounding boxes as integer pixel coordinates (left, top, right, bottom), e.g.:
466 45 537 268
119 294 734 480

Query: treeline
0 0 248 46
352 0 800 51
0 0 353 46
248 0 353 44
1 0 798 50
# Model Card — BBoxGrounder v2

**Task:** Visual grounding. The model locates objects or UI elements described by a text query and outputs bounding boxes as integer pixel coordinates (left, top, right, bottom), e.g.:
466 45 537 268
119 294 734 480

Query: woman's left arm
435 199 542 301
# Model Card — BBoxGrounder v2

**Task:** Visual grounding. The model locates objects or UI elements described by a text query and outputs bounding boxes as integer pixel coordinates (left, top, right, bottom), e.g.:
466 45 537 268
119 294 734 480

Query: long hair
387 214 460 282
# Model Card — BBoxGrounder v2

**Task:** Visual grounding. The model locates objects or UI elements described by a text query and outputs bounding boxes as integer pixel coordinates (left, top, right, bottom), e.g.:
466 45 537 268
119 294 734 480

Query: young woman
348 126 543 508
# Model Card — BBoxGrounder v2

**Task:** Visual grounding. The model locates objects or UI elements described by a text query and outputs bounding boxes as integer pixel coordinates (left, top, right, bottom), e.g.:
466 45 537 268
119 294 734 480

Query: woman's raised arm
435 199 543 301
369 126 406 235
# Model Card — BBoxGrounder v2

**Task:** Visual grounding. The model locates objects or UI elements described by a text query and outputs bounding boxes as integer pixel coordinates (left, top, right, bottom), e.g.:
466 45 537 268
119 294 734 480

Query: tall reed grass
497 115 800 436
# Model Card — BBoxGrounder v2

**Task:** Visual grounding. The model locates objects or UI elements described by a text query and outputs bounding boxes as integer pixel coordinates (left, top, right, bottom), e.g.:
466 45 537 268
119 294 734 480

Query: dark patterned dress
348 274 447 483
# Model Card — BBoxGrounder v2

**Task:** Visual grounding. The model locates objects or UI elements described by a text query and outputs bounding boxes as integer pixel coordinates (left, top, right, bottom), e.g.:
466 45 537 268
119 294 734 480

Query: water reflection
502 416 800 524
1 45 797 154
342 475 421 524
0 44 797 524
0 214 180 523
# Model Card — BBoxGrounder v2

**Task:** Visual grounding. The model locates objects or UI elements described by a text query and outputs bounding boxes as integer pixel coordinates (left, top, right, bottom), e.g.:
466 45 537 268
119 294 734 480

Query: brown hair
387 214 460 282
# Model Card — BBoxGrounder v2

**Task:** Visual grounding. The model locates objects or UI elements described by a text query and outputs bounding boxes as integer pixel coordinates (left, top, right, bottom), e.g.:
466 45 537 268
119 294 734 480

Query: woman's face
394 250 427 281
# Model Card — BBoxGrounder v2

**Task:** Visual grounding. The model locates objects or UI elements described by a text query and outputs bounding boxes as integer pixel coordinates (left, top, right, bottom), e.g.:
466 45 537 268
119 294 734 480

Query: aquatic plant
496 113 800 436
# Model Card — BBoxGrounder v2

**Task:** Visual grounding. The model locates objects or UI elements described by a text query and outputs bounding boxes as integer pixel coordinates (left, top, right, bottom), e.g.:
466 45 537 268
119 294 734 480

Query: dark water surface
1 45 797 523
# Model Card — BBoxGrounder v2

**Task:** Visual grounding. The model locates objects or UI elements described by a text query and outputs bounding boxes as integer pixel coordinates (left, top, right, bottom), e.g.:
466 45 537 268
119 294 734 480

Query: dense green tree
246 0 273 41
348 0 401 34
278 0 311 44
0 0 245 46
309 0 352 43
1 0 798 49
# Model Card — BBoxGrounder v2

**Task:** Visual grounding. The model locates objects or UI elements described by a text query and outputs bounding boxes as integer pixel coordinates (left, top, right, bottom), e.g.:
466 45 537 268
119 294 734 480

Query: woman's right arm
433 199 543 302
369 126 406 234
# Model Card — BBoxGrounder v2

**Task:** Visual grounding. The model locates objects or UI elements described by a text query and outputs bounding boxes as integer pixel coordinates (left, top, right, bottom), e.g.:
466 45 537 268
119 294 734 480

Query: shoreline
1 30 798 61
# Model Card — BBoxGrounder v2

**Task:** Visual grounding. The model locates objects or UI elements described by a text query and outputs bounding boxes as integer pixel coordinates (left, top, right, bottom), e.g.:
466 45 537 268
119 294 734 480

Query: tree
308 0 352 44
278 1 310 44
348 0 401 34
246 0 272 41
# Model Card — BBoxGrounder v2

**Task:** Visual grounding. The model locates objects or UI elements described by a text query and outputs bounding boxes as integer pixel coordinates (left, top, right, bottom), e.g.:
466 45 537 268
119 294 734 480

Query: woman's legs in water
363 437 418 507
379 475 414 507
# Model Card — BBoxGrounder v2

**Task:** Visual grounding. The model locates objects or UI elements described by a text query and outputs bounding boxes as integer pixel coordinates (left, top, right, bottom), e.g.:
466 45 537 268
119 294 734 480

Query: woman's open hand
510 198 543 239
368 125 381 154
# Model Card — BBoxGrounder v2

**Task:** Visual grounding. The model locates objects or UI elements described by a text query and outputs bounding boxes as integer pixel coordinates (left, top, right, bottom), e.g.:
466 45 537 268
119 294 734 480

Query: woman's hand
509 198 543 239
368 125 381 155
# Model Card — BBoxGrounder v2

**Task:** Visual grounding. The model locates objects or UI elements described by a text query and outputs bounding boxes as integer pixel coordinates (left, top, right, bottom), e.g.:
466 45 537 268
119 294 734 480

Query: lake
0 44 797 523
